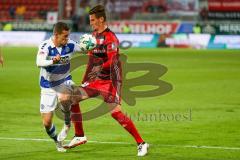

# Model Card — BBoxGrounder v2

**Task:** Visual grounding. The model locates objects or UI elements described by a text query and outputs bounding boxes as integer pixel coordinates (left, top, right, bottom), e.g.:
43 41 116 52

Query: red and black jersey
82 28 122 84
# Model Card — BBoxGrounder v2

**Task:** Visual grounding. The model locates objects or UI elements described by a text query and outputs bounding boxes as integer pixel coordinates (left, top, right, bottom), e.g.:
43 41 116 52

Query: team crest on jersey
97 35 105 44
99 38 104 44
51 50 55 55
65 46 70 53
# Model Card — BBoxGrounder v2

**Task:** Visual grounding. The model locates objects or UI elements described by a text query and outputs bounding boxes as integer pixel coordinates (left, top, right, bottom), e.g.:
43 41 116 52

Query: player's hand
88 65 102 80
52 54 61 64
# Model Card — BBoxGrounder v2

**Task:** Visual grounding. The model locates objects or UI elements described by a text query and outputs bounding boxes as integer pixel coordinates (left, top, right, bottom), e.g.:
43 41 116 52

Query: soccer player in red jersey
68 5 149 156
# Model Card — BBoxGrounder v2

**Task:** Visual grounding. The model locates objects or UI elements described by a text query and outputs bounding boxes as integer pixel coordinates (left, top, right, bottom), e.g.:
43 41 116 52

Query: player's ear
99 17 104 23
53 32 57 37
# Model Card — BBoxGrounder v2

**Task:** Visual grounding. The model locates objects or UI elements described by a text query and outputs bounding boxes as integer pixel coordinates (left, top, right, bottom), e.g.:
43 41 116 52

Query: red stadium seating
0 0 58 21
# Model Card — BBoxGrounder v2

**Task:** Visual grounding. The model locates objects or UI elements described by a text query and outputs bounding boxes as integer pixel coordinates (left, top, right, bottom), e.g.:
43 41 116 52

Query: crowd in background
0 0 239 32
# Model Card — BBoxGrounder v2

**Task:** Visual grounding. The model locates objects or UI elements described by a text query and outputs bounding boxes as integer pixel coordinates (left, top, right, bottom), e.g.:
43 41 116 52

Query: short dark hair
53 22 70 34
89 5 106 21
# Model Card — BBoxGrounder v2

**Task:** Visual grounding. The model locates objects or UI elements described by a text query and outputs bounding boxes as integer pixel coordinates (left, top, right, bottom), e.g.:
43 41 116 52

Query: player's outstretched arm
36 52 60 67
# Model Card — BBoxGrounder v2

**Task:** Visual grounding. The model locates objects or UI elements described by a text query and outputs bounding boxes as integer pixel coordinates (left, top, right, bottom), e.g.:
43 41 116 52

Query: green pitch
0 47 240 160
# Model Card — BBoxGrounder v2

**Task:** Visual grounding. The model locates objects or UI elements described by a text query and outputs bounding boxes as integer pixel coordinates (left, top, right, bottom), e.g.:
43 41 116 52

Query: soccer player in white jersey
36 22 85 152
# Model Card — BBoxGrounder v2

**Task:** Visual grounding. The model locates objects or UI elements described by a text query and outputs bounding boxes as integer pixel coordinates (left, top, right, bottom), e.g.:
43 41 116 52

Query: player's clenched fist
52 54 61 64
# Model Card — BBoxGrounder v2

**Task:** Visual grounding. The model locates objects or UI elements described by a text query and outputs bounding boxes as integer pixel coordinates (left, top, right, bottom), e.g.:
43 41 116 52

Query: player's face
56 30 69 46
89 14 103 31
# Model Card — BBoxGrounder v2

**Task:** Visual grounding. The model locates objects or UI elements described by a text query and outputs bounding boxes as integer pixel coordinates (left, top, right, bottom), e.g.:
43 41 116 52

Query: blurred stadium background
1 0 240 160
0 0 240 48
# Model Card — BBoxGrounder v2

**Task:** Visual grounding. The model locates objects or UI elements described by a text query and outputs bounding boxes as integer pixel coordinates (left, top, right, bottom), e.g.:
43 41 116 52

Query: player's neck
97 24 107 33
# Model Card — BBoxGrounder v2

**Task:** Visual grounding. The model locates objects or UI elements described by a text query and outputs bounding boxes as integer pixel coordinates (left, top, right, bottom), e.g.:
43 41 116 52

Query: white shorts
40 80 75 113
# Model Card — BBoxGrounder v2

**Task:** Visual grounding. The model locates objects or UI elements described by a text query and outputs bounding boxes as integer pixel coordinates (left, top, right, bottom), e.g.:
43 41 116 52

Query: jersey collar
97 26 109 35
49 37 56 48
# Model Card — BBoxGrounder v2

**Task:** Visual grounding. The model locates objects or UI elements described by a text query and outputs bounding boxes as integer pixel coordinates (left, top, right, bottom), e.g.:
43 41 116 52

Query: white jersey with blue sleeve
36 37 81 89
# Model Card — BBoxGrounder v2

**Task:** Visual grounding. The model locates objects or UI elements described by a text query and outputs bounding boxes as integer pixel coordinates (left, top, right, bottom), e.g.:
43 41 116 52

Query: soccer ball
79 34 97 51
